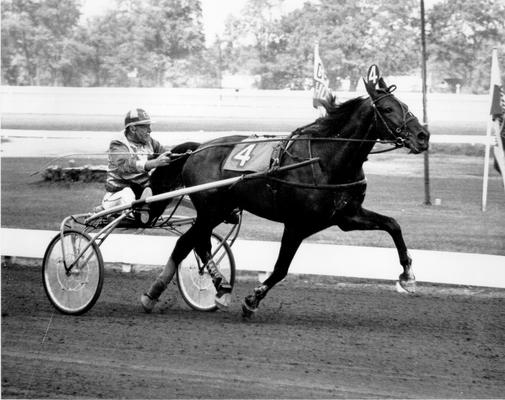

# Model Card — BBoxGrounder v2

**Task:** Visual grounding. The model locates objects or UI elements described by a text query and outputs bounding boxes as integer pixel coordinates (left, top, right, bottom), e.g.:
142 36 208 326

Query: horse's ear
378 77 388 90
366 64 380 87
363 77 377 98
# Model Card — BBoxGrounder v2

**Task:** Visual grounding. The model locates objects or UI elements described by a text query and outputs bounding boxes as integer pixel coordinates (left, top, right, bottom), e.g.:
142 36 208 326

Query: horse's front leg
242 226 304 318
337 207 416 292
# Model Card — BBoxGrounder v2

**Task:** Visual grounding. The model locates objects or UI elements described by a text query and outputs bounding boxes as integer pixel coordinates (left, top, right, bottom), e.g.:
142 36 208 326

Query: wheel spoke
43 230 104 315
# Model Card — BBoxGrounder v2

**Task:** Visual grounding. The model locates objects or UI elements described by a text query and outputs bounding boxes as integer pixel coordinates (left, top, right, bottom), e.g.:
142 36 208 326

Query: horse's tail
149 141 200 219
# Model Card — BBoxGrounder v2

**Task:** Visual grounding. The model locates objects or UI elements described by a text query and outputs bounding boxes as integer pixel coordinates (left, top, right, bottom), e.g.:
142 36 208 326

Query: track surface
2 264 505 398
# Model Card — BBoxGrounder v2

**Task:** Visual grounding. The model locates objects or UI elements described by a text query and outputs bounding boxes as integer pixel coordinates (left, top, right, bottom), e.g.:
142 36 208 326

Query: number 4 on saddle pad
223 136 285 173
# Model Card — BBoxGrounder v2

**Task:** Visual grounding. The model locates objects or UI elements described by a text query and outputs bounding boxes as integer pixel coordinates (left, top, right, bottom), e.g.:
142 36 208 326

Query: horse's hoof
140 293 156 313
398 277 416 293
241 301 257 319
215 292 231 311
395 281 408 293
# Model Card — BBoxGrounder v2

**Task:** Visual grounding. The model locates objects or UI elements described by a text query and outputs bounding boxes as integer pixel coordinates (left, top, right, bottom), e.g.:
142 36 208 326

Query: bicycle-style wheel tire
177 232 236 311
42 230 104 315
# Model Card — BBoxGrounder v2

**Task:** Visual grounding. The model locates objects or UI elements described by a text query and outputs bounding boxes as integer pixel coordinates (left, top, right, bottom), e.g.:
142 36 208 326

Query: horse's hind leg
190 221 233 310
337 206 416 292
141 217 232 312
141 222 199 312
242 226 305 318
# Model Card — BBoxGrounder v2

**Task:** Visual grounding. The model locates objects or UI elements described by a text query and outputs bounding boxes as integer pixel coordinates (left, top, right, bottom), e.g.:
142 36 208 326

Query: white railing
1 86 490 123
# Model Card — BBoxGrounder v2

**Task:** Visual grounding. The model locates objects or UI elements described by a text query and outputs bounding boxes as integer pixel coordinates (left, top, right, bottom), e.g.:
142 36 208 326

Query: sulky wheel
177 232 235 311
42 230 104 315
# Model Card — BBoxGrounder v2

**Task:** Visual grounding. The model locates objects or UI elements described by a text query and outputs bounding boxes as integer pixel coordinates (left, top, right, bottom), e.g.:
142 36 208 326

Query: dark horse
145 72 430 317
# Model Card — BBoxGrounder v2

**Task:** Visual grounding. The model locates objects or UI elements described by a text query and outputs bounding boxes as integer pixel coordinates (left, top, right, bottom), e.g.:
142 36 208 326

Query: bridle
370 85 418 148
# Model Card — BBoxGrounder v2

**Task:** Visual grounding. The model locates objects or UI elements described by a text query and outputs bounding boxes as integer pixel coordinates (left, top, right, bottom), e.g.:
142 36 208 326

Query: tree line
2 0 504 93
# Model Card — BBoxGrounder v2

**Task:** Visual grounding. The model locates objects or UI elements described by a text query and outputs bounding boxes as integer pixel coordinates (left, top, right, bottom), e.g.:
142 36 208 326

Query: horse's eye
383 107 393 113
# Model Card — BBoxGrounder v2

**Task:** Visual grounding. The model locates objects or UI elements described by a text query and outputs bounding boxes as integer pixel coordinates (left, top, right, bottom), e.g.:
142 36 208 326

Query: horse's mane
300 96 368 137
325 96 367 120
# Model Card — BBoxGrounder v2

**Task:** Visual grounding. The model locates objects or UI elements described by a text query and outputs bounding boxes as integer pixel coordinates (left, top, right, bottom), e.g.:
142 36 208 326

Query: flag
489 49 505 176
490 82 505 175
492 118 505 175
313 43 333 110
489 84 504 121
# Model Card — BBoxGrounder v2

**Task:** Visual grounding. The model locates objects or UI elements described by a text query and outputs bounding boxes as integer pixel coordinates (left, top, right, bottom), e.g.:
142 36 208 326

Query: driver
101 108 172 211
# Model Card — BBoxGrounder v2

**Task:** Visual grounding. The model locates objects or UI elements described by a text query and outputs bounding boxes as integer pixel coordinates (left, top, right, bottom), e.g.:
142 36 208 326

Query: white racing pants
102 187 136 210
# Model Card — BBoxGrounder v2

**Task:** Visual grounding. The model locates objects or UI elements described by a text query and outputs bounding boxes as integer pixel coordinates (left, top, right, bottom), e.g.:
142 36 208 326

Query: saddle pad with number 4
223 136 286 173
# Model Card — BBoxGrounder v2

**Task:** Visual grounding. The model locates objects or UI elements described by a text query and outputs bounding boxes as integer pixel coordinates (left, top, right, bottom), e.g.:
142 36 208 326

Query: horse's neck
321 106 377 183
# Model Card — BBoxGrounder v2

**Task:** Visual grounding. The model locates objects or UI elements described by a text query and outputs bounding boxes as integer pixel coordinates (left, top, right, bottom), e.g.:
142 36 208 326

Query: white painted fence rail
0 86 490 123
2 228 504 288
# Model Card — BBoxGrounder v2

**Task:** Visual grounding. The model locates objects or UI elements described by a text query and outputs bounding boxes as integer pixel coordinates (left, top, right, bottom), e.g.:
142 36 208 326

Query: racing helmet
124 108 153 129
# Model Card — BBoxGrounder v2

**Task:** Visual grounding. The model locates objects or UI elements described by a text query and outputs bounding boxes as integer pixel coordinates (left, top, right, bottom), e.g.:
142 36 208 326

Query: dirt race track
2 264 505 399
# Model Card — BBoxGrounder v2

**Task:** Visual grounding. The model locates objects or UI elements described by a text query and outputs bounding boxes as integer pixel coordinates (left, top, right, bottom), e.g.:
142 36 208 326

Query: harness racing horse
144 68 430 317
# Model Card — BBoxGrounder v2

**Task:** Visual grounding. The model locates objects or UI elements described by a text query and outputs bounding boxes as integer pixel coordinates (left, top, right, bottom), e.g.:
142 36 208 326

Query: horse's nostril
417 132 428 141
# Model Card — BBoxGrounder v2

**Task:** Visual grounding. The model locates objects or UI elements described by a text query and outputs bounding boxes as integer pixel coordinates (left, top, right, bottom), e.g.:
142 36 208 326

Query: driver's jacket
105 131 167 193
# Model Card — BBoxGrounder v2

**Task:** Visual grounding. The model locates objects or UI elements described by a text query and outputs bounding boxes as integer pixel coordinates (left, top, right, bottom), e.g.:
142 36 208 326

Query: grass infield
2 156 504 256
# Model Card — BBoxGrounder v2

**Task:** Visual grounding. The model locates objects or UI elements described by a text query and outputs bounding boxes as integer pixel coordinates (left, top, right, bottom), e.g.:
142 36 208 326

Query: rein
31 102 407 176
31 96 409 178
183 135 401 159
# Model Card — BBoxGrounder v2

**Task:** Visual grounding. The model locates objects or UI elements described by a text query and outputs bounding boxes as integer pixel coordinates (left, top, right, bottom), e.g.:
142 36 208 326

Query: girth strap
265 177 367 190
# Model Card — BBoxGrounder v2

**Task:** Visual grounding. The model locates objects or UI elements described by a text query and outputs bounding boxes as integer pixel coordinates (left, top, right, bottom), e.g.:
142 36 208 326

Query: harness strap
266 177 367 190
269 129 300 170
307 137 318 185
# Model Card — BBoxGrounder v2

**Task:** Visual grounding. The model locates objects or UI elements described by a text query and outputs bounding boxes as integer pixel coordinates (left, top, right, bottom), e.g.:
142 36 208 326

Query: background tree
74 16 116 86
1 0 81 85
1 0 504 91
221 0 420 90
427 0 505 93
136 0 206 86
219 0 285 88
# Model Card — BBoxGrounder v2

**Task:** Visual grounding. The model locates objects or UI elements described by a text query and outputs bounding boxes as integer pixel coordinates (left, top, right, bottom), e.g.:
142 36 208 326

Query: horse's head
363 67 430 154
